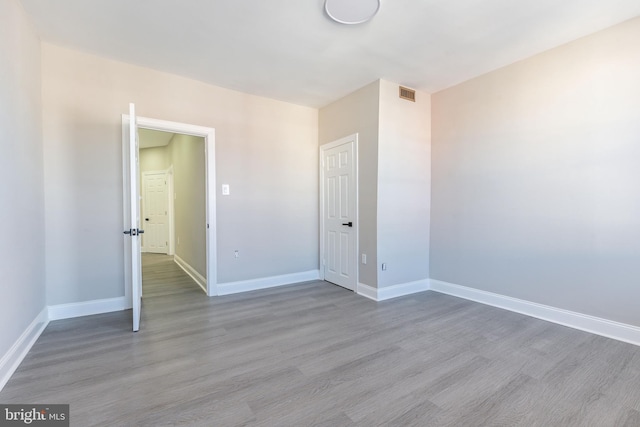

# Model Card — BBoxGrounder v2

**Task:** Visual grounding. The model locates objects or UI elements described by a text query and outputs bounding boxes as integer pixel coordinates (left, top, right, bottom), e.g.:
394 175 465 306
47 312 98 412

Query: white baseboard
48 297 129 321
0 307 49 392
357 279 430 302
429 279 640 347
217 270 320 296
357 283 378 301
174 255 207 293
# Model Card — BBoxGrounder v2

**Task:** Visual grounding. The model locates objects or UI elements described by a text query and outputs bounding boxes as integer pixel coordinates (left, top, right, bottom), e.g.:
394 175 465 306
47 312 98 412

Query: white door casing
320 135 358 291
122 113 216 301
142 171 169 254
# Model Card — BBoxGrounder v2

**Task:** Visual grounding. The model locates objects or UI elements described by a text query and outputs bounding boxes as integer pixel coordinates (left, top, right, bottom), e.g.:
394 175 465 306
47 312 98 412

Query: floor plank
2 254 640 426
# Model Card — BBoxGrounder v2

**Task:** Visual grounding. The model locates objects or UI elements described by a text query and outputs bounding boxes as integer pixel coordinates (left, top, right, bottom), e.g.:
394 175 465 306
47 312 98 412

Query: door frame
319 133 359 290
166 165 175 256
141 169 171 254
122 115 217 297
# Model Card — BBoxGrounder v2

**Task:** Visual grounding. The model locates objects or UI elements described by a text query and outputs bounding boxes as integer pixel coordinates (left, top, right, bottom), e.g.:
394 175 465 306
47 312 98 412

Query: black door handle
123 228 145 236
342 222 353 227
145 218 150 221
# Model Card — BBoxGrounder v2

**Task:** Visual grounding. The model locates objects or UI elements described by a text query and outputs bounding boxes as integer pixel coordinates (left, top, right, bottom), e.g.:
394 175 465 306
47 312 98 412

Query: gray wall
169 134 206 278
41 43 318 304
377 80 431 287
0 0 46 358
431 17 640 326
319 81 380 287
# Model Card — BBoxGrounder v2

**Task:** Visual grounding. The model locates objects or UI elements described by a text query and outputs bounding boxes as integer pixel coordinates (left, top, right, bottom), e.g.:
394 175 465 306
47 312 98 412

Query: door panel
142 172 169 254
322 139 356 290
126 103 142 332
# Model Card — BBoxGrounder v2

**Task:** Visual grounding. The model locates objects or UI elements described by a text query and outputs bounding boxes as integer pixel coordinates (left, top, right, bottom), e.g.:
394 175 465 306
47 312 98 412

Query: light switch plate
222 184 230 195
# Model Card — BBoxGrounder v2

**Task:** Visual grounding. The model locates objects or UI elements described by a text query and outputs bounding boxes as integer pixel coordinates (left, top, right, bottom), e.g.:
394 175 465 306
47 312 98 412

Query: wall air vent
399 86 416 102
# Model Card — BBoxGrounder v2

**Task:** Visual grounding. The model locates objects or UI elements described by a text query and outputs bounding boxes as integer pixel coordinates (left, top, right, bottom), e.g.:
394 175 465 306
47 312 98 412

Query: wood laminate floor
2 254 640 426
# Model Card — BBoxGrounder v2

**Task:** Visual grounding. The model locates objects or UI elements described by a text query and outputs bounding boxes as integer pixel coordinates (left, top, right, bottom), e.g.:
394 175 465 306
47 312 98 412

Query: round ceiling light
325 0 380 25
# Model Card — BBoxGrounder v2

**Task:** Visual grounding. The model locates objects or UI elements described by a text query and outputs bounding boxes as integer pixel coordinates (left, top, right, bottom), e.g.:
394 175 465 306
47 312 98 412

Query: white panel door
323 139 356 290
142 172 168 254
125 103 143 332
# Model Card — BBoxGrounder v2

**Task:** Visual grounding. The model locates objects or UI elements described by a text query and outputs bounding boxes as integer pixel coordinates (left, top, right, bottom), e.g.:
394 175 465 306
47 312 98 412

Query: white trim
0 308 49 392
174 255 207 294
204 129 217 297
217 270 320 296
357 279 430 302
319 134 359 291
429 279 640 347
166 165 175 256
48 297 130 321
356 283 378 301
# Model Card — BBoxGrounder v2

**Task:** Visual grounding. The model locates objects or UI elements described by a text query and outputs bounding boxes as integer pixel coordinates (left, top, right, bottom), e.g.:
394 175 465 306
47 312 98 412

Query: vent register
399 86 416 102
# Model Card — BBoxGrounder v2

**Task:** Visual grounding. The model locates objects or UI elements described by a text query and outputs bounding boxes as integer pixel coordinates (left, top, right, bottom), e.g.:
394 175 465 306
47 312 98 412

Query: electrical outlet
361 254 367 264
234 250 239 258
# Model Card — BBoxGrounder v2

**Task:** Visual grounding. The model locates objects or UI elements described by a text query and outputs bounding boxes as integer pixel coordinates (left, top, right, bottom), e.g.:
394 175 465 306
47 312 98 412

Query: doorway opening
122 113 217 332
139 129 208 294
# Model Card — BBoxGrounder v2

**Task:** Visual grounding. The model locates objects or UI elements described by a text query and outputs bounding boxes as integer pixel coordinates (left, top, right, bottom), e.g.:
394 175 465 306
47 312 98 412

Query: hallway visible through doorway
142 254 203 298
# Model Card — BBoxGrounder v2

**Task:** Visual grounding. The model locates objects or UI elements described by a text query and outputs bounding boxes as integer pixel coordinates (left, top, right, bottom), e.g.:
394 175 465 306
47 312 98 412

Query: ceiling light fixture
325 0 380 25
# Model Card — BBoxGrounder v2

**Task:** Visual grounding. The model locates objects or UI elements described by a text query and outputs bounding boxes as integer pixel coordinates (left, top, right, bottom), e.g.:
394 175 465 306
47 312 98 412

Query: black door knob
342 222 353 227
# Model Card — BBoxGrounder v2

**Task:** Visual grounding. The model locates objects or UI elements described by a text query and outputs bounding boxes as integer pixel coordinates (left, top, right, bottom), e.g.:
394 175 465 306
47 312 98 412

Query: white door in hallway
142 171 169 254
321 136 357 291
123 103 143 332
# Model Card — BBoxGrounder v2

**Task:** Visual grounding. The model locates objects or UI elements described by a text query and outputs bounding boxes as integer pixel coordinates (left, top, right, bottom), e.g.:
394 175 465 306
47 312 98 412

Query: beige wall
431 17 640 326
169 134 206 278
140 146 169 172
0 0 46 359
42 43 318 305
319 81 380 287
377 80 431 287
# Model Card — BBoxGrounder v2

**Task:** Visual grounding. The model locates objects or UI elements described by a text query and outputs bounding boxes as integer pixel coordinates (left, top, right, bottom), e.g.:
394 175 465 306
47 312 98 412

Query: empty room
1 0 639 425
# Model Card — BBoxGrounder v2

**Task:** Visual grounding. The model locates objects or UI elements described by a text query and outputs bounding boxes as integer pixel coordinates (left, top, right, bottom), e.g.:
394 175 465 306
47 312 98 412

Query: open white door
124 103 143 331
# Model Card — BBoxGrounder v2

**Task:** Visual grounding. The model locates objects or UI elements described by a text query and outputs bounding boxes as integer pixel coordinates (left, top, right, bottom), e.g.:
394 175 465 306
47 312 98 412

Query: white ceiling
19 0 640 108
138 128 174 149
